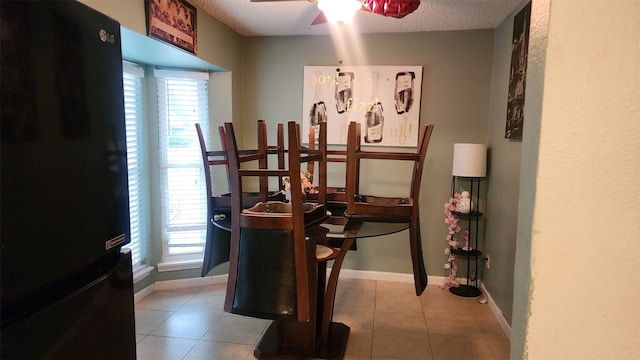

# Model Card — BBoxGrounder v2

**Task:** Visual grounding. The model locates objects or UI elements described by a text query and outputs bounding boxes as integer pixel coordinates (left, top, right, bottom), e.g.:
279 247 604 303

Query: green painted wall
483 2 530 326
240 32 494 277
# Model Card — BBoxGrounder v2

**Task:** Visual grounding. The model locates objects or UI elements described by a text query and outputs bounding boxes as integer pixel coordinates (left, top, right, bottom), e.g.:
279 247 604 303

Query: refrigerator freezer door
1 251 136 359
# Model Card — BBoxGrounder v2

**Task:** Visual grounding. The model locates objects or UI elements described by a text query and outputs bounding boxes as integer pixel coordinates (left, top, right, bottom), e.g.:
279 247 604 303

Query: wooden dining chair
221 121 340 353
224 123 327 321
195 121 284 276
344 121 435 296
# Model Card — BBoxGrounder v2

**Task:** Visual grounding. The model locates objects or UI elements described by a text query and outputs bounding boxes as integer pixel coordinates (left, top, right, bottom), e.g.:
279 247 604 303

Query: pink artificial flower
283 172 318 195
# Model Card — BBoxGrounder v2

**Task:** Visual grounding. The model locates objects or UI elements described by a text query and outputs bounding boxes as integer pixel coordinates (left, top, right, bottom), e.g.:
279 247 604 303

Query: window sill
157 259 203 272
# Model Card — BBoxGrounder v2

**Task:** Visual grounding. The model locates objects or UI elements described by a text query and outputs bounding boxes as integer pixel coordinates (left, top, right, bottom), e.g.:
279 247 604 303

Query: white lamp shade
452 143 487 177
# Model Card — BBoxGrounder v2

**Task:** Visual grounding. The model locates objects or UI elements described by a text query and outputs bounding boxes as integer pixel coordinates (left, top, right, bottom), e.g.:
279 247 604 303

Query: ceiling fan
249 0 421 25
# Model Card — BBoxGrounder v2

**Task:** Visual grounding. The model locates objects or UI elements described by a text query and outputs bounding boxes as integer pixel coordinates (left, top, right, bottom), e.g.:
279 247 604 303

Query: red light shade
361 0 421 18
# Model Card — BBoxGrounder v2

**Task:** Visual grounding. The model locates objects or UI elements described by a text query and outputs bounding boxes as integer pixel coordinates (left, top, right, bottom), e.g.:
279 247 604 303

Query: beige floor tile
136 335 197 360
136 291 194 311
425 312 484 339
375 290 423 313
198 283 227 296
468 302 496 319
346 328 373 356
487 339 510 360
176 294 226 315
163 285 205 294
422 289 477 315
376 280 415 293
429 334 495 360
338 277 377 291
374 309 427 332
134 280 510 360
182 340 254 360
150 311 221 339
334 304 375 329
371 330 432 360
475 316 509 341
335 287 376 309
202 315 270 344
135 308 173 334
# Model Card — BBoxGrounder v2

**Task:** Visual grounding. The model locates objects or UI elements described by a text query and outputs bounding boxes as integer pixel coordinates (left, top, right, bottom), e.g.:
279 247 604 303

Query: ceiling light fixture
317 0 362 24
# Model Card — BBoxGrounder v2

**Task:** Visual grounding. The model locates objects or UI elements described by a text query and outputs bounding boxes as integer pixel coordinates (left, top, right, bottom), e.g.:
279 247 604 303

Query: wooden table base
254 321 350 360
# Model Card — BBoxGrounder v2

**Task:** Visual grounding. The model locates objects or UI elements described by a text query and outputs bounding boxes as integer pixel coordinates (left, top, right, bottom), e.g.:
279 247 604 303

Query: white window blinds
122 63 147 268
155 70 209 262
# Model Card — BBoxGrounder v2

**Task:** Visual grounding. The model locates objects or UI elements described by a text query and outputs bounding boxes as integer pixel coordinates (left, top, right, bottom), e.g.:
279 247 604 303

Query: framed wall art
145 0 197 54
505 2 531 139
302 66 423 147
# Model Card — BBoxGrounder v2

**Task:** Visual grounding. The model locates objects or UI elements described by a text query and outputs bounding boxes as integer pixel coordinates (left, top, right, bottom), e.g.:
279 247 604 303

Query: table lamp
452 143 487 178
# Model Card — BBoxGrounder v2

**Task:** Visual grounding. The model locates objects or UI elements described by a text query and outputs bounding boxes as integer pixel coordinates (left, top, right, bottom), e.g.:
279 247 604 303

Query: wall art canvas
505 2 531 139
145 0 197 54
302 66 423 147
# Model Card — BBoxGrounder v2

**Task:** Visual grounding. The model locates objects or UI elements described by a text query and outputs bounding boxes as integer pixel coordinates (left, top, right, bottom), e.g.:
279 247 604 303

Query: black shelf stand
449 176 483 298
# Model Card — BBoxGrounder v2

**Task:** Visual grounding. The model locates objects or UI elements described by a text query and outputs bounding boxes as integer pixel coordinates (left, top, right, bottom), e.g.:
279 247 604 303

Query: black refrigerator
1 1 136 358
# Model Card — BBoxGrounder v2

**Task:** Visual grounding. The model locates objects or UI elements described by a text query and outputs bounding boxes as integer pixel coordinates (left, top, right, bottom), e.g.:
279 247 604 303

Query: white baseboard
133 270 512 339
134 274 228 304
480 282 512 339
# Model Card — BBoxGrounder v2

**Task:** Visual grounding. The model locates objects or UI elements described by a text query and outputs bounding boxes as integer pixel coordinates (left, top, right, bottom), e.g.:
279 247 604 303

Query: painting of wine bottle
335 71 354 143
364 71 384 143
309 71 327 142
394 71 415 145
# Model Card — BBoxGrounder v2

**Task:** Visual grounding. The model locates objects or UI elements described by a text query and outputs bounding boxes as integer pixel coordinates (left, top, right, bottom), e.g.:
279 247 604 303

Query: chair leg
409 216 428 296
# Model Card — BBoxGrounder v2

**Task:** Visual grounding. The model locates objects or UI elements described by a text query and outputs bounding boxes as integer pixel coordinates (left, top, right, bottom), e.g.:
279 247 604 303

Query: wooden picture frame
145 0 197 54
505 2 531 139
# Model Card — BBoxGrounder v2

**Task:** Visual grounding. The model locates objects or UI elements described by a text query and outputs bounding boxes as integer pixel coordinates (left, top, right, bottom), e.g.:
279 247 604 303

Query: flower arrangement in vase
282 171 318 201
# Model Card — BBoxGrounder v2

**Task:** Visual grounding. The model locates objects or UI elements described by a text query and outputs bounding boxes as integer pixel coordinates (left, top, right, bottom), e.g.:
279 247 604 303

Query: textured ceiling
189 0 524 37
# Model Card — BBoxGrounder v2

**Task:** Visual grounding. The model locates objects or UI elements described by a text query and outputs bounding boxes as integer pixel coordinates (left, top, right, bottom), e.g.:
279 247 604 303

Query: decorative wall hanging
505 2 531 139
145 0 197 54
302 66 423 147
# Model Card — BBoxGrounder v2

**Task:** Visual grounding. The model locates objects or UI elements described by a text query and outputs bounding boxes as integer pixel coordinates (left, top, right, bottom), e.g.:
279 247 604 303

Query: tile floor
135 278 510 360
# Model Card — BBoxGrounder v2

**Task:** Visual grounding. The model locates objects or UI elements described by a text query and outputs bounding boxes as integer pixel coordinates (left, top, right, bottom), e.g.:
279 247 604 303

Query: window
155 69 209 264
122 62 149 276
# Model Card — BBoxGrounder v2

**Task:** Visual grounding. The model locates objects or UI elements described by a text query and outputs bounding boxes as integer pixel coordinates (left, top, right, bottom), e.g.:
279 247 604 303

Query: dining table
213 202 409 359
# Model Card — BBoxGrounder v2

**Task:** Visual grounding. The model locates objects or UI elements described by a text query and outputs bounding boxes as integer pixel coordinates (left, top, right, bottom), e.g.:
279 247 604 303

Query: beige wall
241 32 494 276
512 0 640 358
